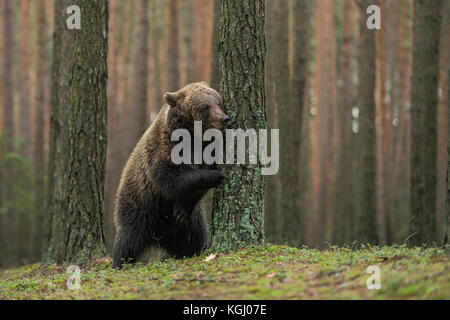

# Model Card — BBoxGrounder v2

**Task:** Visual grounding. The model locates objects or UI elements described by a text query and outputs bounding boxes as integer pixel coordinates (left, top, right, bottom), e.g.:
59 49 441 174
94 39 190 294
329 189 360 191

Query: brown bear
112 82 229 268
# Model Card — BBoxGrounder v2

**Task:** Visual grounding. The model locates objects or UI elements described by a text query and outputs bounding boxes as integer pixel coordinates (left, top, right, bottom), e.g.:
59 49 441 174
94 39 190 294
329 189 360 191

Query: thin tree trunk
357 0 378 244
210 0 266 251
410 0 442 245
132 0 149 138
1 0 16 267
336 0 357 244
32 0 48 262
290 0 311 245
180 0 196 85
375 0 388 245
436 0 450 243
272 0 291 244
264 0 280 243
19 0 31 158
210 0 220 90
445 68 450 244
166 0 180 91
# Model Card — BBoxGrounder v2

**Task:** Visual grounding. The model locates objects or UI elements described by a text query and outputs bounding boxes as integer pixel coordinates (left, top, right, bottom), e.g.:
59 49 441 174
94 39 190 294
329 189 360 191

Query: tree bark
210 0 266 251
45 0 108 263
409 0 442 245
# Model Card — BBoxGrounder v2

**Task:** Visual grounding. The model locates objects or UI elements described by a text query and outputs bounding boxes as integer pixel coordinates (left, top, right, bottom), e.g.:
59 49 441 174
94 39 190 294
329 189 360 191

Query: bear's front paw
173 203 190 224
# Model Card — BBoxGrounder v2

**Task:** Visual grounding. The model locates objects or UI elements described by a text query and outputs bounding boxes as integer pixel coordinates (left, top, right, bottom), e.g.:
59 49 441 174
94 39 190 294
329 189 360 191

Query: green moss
0 244 448 299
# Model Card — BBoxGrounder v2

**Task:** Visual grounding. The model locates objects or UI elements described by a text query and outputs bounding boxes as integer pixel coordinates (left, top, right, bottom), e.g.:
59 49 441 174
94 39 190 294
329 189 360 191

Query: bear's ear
164 91 182 107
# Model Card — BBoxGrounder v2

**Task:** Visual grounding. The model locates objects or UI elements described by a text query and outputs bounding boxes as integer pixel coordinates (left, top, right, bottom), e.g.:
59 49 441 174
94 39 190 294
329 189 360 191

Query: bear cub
112 82 229 268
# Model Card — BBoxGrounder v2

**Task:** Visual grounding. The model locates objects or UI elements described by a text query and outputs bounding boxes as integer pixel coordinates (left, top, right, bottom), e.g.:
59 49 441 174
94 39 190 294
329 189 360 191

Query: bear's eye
200 105 210 117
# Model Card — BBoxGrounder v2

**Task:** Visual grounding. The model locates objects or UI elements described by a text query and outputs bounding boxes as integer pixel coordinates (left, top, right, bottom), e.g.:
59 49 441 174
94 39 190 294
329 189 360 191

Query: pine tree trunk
1 0 16 267
446 67 449 244
19 0 31 158
357 0 378 244
180 0 196 85
409 0 442 245
32 0 47 262
166 0 180 91
132 0 149 138
290 0 311 245
150 0 163 111
336 0 357 244
210 0 266 251
45 0 108 263
263 0 280 243
272 0 290 244
210 0 220 90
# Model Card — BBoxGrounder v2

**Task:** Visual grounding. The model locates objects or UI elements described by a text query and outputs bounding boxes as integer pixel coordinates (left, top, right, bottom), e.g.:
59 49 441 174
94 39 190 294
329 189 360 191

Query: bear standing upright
112 82 229 268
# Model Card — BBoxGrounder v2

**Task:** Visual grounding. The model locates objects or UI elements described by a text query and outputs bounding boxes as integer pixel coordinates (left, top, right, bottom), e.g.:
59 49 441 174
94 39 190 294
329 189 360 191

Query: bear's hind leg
112 224 150 268
166 207 207 259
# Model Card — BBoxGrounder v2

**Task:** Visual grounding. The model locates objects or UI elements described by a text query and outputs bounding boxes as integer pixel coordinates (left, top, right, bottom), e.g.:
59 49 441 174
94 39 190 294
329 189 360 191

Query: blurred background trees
0 0 448 269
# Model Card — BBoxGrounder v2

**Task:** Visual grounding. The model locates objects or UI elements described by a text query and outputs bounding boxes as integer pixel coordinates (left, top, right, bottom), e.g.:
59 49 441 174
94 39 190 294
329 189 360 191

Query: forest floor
0 244 448 299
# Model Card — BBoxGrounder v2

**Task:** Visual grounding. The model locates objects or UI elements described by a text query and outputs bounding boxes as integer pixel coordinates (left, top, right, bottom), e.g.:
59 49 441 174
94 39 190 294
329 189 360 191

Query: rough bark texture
409 0 442 245
357 0 378 243
210 0 266 251
45 0 108 263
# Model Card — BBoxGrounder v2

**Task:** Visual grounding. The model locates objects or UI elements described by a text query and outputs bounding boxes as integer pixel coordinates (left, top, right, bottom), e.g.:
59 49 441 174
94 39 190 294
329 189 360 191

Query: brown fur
112 82 227 268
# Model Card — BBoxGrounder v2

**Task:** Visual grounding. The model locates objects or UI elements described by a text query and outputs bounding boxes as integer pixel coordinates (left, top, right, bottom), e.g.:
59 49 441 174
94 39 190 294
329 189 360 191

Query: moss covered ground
0 244 448 299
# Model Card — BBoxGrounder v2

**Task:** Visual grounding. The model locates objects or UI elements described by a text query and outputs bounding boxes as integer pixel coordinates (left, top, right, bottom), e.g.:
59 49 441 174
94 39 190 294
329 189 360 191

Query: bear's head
164 82 229 131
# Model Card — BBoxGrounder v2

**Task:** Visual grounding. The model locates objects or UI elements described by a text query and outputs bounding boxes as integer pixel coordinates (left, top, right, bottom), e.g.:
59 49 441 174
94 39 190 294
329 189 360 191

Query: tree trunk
1 0 16 267
263 0 280 243
409 0 442 245
19 0 31 158
437 0 450 243
271 0 290 244
335 0 357 244
357 0 378 244
45 0 108 263
166 0 180 91
32 0 48 262
375 0 388 245
446 67 450 244
132 0 149 139
290 0 311 245
180 0 196 85
210 0 266 251
210 0 220 90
